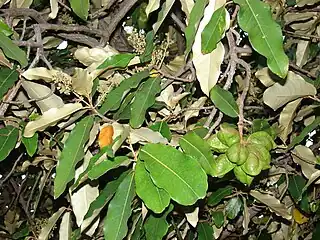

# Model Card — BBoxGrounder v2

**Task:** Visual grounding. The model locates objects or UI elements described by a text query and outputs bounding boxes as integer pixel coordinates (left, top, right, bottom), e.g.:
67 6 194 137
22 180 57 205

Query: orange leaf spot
98 125 114 149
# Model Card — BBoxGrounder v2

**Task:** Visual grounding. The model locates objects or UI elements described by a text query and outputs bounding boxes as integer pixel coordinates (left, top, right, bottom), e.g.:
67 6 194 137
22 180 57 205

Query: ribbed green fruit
241 152 262 176
212 154 235 177
247 131 275 151
226 142 249 165
217 124 240 147
233 166 254 185
207 134 229 153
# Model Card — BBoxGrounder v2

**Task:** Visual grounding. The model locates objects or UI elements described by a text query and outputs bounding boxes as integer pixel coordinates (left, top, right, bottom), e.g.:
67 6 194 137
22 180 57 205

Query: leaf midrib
202 8 225 50
213 89 238 117
0 127 16 155
141 149 200 199
56 119 91 196
0 69 16 95
114 173 134 240
243 0 282 74
181 137 213 172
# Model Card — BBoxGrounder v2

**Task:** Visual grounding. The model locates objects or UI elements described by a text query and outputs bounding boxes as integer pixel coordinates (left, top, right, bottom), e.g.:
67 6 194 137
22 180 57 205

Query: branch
236 59 251 142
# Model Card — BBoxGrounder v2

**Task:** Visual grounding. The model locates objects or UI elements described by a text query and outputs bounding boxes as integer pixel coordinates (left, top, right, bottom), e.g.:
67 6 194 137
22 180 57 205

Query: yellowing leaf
72 68 93 97
263 71 316 110
293 208 309 224
23 103 83 138
98 125 114 148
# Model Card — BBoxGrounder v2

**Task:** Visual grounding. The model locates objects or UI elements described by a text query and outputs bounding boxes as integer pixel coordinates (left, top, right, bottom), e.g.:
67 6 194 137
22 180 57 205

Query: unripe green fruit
247 131 275 151
234 166 254 185
241 152 262 176
226 142 249 165
207 134 229 153
217 124 240 147
212 154 235 177
248 143 271 170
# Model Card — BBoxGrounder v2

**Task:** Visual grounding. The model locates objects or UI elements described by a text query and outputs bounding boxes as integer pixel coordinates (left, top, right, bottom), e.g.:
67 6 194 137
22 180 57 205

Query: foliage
0 0 319 239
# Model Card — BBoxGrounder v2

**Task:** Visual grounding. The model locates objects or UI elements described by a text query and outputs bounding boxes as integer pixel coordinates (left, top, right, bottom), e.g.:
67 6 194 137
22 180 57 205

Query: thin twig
204 111 224 139
0 79 22 117
170 12 186 32
283 30 320 41
289 62 317 79
158 69 194 82
0 154 23 189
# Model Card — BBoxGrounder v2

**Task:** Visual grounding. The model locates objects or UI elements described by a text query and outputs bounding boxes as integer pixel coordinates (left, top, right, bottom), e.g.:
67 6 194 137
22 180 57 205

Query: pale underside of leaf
263 71 316 110
250 190 291 220
146 0 160 17
279 98 302 143
22 81 64 113
23 103 83 138
152 0 175 34
192 0 226 96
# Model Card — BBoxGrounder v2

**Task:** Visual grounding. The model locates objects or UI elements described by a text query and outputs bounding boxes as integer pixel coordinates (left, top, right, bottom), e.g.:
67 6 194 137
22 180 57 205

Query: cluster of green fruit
207 124 276 185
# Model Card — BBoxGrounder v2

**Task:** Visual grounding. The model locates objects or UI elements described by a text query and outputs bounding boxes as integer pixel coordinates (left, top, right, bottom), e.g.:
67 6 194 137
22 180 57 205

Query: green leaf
72 146 113 190
207 186 233 206
84 170 129 219
140 31 154 63
149 121 172 141
98 70 149 115
179 131 215 176
104 171 135 240
139 143 208 205
97 53 135 70
88 156 130 180
288 175 306 203
0 67 19 101
197 222 213 240
113 92 134 120
144 204 174 240
225 197 242 219
211 211 224 228
54 116 94 198
201 6 227 54
210 85 239 118
130 77 161 128
22 133 38 157
152 0 175 34
288 116 320 149
313 222 320 240
185 0 209 55
0 125 19 161
233 0 289 78
69 0 89 20
0 32 27 67
0 19 13 36
135 160 170 213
